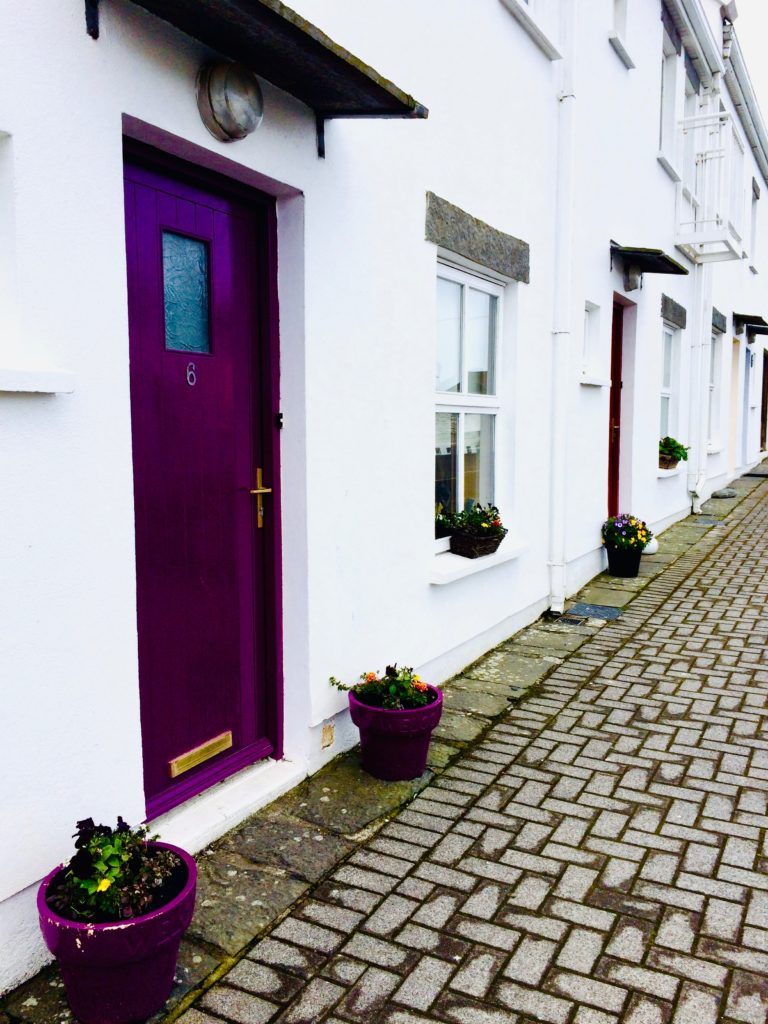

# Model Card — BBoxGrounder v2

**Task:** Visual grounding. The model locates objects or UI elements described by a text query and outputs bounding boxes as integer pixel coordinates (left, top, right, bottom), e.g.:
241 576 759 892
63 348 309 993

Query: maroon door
608 301 623 517
124 157 280 818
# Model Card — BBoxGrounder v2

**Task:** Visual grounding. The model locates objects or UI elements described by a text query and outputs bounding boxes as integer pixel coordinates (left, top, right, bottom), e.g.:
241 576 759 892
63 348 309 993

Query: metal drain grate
567 602 623 620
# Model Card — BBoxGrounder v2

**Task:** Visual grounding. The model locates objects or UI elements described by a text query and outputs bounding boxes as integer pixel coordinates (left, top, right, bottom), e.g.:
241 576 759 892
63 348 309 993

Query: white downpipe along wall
548 0 578 613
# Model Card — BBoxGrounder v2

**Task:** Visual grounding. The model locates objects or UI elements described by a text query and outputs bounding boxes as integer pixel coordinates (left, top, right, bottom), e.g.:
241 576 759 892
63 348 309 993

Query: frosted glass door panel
163 232 211 353
436 278 461 392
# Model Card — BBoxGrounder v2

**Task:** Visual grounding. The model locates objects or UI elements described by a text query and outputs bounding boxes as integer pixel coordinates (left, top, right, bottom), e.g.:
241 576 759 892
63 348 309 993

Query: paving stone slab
278 754 432 836
190 851 310 954
220 813 355 883
432 710 490 746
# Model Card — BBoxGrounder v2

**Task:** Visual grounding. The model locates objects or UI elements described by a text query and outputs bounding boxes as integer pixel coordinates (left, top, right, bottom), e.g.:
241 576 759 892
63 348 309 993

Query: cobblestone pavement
164 482 768 1024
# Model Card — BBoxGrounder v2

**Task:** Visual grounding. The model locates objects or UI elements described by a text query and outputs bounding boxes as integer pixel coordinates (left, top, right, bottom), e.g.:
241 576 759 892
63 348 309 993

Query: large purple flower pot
38 842 197 1024
349 686 443 781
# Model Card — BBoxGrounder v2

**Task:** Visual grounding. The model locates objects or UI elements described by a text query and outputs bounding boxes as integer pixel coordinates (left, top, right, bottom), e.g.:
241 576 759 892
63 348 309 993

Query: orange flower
413 681 428 692
365 672 377 683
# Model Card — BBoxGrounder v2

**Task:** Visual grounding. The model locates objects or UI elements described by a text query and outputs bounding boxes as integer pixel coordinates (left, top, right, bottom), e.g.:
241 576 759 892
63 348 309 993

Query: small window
658 27 682 178
435 264 503 527
582 301 601 376
749 180 760 272
660 323 678 438
162 232 211 353
608 0 635 68
707 333 721 448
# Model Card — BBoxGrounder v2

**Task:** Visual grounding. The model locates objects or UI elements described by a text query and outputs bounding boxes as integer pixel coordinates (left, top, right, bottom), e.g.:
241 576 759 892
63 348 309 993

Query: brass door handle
249 468 272 528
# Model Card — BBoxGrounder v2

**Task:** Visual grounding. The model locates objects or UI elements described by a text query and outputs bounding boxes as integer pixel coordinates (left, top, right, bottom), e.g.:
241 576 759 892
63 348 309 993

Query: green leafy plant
330 664 436 710
434 503 455 538
659 436 690 462
47 818 181 923
601 514 652 550
450 503 507 538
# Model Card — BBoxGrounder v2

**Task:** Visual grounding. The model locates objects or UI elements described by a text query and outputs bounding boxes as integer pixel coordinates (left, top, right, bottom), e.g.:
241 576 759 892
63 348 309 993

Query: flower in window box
658 436 689 470
449 503 507 558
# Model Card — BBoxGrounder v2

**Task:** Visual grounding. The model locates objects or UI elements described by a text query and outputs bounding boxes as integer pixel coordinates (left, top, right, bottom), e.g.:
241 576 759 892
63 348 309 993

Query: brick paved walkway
179 482 768 1024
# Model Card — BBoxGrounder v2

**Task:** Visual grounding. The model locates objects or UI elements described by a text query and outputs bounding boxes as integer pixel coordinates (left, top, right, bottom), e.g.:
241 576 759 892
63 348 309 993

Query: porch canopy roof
105 0 428 120
610 244 689 277
733 313 768 339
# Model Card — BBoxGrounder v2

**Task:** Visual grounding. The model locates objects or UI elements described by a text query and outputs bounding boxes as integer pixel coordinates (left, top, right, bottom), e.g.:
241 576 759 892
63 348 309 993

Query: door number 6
186 362 197 386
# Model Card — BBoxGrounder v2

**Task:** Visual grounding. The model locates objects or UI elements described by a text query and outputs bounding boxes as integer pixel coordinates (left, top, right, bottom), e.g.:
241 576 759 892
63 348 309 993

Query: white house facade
1 0 767 993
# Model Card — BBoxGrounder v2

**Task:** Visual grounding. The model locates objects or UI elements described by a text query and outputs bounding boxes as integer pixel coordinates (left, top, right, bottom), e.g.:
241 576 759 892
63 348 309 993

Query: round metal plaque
196 61 264 142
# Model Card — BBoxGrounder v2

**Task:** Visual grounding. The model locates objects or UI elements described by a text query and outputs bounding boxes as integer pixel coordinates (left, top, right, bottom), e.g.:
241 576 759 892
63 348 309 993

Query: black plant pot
606 545 642 578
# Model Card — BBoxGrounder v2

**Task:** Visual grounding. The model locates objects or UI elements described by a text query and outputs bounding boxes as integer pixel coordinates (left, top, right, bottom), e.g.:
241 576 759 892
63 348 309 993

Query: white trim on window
609 0 635 69
498 0 562 61
706 331 722 449
435 263 504 549
660 321 680 439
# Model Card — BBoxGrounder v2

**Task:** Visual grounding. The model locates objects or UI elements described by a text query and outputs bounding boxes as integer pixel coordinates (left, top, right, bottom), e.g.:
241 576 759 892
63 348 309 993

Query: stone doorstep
1 468 764 1024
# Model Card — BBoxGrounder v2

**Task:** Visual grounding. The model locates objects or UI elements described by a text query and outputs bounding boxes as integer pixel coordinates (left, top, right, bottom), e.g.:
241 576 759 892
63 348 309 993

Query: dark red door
608 301 623 517
124 159 279 818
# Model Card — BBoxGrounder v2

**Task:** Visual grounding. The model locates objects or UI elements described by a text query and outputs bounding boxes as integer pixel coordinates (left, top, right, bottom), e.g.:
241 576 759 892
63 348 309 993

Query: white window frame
498 0 562 61
581 301 602 379
435 262 504 553
660 321 679 439
609 0 635 69
749 185 759 273
706 331 722 450
658 29 684 181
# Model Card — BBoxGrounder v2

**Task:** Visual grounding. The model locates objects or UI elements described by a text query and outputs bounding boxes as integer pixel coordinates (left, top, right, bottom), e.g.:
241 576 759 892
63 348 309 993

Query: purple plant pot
349 685 444 781
38 842 197 1024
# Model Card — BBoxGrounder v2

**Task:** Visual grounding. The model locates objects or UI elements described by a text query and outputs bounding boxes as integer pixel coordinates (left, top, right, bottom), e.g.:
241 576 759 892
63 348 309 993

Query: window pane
435 413 459 515
660 395 670 437
436 278 461 392
463 414 494 509
466 289 496 395
662 331 673 388
163 232 210 353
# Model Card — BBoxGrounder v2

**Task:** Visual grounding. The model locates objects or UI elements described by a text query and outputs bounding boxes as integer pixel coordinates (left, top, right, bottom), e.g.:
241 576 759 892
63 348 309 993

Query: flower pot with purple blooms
601 513 652 579
38 820 196 1024
331 665 443 781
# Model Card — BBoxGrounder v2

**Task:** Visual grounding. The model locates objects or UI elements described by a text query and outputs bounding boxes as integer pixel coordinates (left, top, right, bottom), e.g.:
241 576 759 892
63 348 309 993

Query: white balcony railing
675 111 745 263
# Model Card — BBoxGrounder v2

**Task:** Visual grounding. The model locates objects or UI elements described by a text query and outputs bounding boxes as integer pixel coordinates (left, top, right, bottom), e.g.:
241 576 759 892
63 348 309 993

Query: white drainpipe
688 82 719 514
548 0 577 613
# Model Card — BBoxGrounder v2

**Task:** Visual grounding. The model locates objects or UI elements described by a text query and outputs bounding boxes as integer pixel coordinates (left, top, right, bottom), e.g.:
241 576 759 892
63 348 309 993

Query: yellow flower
96 878 112 892
481 522 489 528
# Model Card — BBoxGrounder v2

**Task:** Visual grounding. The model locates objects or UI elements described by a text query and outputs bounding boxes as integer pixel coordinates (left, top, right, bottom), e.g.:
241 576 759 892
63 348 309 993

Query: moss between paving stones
3 468 765 1024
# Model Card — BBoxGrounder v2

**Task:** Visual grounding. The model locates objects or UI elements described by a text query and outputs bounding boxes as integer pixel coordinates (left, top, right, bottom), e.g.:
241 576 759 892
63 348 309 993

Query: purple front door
124 156 280 818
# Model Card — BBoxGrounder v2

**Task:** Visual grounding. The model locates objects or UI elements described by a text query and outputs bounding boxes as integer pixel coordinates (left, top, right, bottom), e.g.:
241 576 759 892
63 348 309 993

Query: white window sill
0 367 75 394
498 0 562 60
657 465 684 478
580 374 611 387
430 538 527 585
657 153 682 183
706 444 723 455
608 32 636 69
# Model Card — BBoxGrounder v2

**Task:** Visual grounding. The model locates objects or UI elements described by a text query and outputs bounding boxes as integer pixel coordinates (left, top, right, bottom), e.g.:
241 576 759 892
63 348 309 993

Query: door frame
761 351 768 452
123 139 284 818
608 300 624 517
